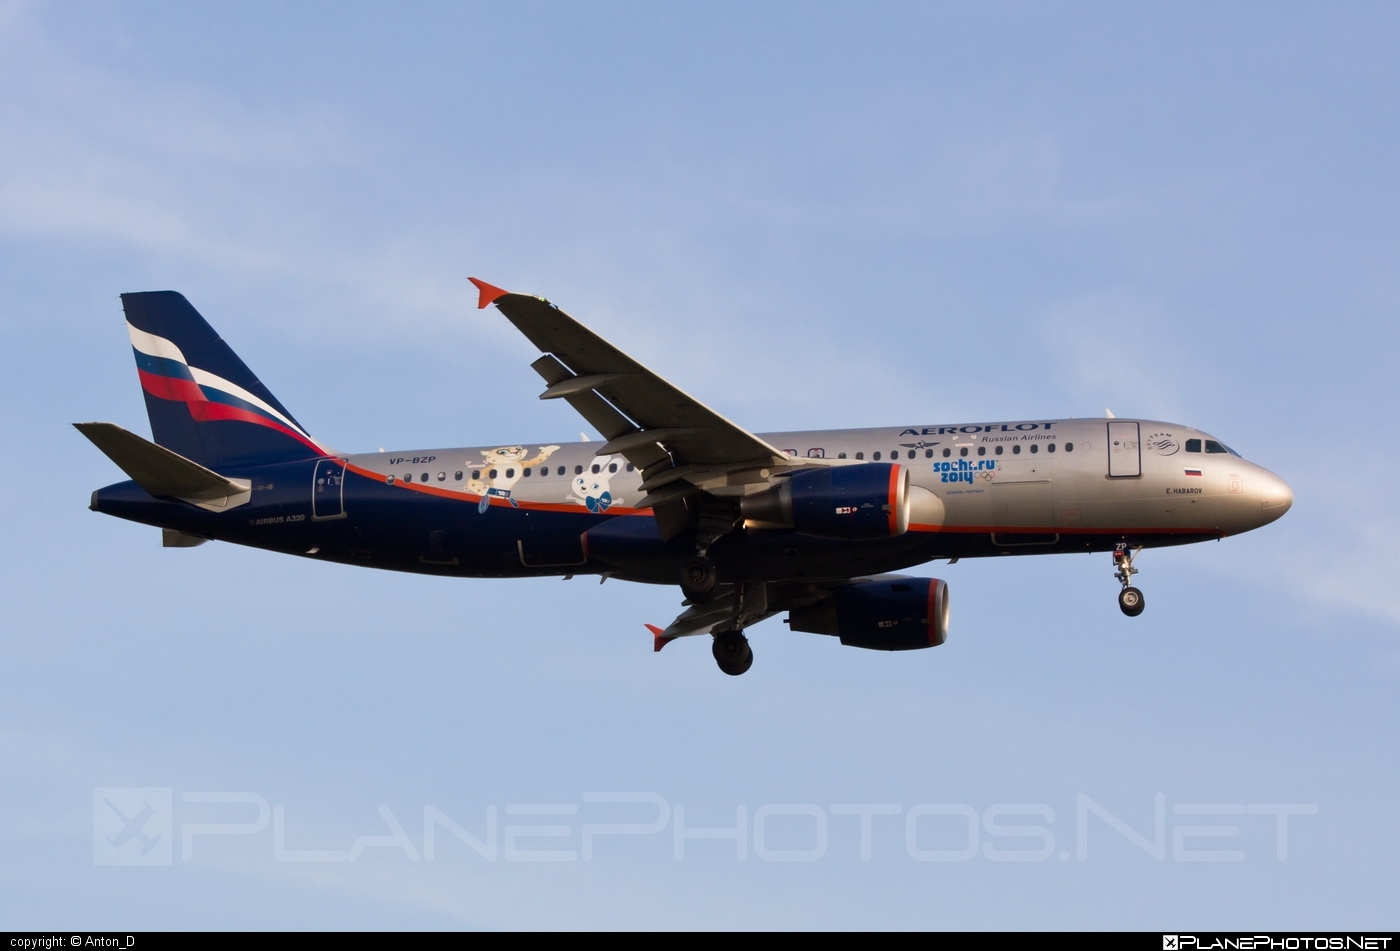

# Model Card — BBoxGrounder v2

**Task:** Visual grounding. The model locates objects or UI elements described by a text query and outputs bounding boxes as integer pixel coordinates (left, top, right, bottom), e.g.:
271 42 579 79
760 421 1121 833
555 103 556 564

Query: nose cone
1257 470 1293 525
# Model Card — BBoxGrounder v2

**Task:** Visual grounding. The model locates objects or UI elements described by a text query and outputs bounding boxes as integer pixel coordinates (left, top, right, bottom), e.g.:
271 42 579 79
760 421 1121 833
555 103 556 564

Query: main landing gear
680 557 718 602
1113 545 1145 617
712 629 753 676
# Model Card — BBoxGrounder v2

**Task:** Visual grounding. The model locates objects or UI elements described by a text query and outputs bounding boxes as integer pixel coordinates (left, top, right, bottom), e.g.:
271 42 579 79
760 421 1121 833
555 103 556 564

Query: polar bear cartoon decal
568 455 625 513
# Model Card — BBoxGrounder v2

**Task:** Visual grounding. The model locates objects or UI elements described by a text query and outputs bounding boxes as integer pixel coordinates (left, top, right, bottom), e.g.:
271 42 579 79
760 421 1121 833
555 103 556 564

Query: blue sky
2 0 1397 930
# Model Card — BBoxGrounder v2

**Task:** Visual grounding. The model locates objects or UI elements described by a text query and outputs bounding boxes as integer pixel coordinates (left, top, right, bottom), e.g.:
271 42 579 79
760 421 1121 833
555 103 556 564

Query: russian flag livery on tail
78 283 1293 676
123 291 328 468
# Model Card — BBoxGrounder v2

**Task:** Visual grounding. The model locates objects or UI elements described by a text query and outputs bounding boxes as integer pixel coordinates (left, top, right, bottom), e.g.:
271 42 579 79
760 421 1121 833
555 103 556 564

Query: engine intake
789 577 949 651
740 463 910 540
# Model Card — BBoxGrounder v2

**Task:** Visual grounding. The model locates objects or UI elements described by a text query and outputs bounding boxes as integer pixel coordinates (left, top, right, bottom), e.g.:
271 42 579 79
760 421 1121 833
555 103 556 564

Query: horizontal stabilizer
74 422 251 511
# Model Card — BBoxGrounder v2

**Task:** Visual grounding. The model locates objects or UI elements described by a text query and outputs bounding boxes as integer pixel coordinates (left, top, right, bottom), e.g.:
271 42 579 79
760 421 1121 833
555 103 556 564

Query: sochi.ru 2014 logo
933 459 997 484
1145 433 1180 455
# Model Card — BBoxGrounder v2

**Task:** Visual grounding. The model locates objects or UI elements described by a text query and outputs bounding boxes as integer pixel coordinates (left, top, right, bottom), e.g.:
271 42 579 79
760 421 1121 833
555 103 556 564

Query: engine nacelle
740 463 910 540
788 577 949 651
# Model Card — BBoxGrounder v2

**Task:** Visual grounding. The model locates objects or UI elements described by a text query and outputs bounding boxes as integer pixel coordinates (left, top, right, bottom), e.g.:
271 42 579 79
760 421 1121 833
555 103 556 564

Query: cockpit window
1185 439 1202 453
1205 440 1229 454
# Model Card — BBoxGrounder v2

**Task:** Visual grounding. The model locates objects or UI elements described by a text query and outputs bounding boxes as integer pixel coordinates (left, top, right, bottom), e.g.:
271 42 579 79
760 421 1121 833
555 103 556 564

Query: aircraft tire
712 630 753 676
680 558 719 602
1118 586 1146 617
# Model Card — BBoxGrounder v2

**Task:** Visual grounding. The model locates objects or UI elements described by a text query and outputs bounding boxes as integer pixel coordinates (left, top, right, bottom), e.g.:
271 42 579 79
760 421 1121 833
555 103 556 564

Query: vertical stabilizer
121 291 327 469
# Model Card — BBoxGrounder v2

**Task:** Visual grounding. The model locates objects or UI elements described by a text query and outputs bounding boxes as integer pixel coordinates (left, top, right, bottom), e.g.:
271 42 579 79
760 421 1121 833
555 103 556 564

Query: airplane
77 280 1293 676
104 798 162 855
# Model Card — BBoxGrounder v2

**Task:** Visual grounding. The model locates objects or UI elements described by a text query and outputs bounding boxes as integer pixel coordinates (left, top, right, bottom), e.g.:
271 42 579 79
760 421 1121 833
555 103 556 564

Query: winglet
645 623 668 652
468 277 509 310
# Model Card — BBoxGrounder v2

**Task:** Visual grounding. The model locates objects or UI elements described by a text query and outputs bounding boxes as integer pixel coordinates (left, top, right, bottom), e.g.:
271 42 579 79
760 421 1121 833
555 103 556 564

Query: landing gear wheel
680 558 718 602
1111 545 1145 617
1118 586 1145 617
712 630 753 676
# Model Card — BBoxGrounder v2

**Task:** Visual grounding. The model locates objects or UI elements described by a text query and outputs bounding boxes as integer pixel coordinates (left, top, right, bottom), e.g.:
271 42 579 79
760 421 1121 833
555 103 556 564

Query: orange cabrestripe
911 523 1227 536
343 464 1227 535
343 462 651 515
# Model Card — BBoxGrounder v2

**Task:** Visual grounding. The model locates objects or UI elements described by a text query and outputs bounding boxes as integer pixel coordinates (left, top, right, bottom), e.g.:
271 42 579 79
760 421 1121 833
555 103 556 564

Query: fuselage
92 417 1292 586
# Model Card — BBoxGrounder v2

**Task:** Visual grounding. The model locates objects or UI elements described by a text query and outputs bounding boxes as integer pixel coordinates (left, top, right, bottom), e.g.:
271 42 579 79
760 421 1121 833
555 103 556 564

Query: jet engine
788 577 949 651
740 463 910 540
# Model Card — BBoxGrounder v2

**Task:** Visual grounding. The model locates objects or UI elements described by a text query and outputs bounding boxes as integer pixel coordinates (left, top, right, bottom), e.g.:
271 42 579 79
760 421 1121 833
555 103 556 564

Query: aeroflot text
126 792 1316 865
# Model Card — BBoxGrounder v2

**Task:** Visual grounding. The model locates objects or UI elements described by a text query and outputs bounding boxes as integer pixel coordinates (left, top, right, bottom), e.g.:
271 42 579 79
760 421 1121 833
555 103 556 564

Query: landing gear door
313 458 347 519
1107 422 1141 478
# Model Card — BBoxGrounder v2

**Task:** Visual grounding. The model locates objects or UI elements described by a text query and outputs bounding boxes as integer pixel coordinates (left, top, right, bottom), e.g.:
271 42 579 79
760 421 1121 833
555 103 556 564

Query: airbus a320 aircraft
78 280 1292 675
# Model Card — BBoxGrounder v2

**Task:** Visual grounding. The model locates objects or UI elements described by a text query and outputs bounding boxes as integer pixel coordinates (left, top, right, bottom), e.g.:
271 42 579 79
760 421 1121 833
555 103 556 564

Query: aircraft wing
471 278 804 534
647 587 781 651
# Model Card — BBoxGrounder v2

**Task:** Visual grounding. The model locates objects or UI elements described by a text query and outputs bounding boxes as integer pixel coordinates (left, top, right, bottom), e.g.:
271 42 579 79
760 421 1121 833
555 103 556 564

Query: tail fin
121 291 328 469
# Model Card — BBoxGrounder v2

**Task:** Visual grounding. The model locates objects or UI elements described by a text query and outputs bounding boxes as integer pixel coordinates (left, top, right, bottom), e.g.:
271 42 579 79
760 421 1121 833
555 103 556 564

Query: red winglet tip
645 624 667 652
468 277 508 310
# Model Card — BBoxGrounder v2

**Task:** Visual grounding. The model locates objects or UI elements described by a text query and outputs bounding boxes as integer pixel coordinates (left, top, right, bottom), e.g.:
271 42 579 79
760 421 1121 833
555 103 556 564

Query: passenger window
1065 443 1074 452
421 472 429 482
1205 440 1229 454
1047 443 1056 453
557 466 566 476
995 445 1003 455
855 452 864 460
609 463 618 473
977 446 986 456
1030 444 1038 454
505 468 514 479
575 465 583 475
403 473 412 483
437 472 446 481
942 448 951 458
591 464 600 474
454 471 463 480
959 448 968 457
1013 445 1021 455
489 469 498 479
523 467 531 477
1185 439 1202 453
626 463 635 471
471 470 480 480
873 451 882 461
838 452 847 459
925 449 933 459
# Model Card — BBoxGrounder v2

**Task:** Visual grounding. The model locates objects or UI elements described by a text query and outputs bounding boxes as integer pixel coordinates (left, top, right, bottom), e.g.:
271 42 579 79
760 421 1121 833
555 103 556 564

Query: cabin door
312 458 347 519
1107 422 1141 478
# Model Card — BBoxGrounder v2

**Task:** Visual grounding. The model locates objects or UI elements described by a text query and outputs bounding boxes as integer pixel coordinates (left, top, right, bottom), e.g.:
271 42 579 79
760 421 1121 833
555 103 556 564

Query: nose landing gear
1113 545 1145 617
